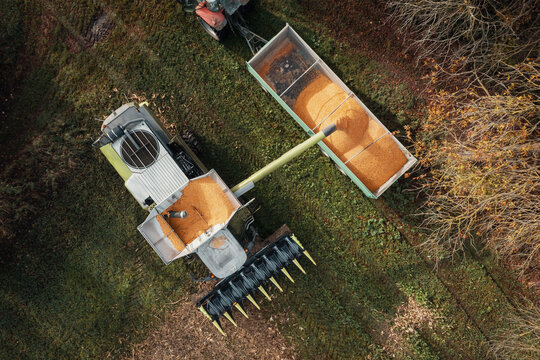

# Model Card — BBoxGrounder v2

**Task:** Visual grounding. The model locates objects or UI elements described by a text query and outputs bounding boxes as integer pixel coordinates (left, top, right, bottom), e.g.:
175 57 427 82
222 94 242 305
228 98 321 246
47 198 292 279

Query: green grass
0 1 526 359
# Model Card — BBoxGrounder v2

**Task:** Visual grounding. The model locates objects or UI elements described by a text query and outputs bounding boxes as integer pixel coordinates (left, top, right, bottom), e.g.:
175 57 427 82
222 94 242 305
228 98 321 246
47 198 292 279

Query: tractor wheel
181 128 201 154
197 16 226 41
239 1 255 15
178 0 197 13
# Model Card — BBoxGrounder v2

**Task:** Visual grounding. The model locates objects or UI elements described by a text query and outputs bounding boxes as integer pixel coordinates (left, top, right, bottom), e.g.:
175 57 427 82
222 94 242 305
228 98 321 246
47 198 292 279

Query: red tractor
179 0 265 54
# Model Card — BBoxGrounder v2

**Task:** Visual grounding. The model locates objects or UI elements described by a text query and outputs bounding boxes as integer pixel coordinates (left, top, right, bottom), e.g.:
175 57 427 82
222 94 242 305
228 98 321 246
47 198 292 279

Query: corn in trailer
247 24 417 198
94 102 335 334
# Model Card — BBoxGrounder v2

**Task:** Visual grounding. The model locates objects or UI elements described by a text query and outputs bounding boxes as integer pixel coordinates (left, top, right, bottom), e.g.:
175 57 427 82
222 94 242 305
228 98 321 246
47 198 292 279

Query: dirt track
126 288 297 360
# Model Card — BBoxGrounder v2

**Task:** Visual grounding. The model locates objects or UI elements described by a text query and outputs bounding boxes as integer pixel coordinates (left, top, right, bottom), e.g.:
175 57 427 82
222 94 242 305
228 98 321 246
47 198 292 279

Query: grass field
0 1 531 359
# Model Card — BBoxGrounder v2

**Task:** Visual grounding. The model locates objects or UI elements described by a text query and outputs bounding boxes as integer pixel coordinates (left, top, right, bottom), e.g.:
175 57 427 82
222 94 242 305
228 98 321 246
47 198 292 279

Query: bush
388 1 540 285
387 0 540 80
490 301 540 360
410 61 539 280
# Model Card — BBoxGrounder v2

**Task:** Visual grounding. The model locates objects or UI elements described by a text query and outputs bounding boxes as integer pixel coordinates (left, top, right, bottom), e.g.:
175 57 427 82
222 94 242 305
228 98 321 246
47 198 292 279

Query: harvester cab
95 102 332 334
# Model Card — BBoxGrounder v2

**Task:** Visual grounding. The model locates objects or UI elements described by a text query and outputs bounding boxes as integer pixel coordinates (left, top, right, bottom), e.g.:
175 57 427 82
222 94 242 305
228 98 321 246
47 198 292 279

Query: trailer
247 25 417 198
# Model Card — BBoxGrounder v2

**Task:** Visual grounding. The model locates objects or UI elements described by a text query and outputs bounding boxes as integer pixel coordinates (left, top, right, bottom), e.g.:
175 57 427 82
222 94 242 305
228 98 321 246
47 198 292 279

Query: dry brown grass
387 0 540 82
490 301 540 360
375 296 442 359
409 60 540 285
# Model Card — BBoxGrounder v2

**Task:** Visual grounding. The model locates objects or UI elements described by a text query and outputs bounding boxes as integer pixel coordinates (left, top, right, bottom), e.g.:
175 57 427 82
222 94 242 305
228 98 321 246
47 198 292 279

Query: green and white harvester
94 102 335 335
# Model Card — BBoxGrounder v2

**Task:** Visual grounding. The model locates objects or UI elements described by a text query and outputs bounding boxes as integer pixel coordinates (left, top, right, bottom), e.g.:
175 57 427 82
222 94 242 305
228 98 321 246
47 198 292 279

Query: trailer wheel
335 163 346 176
181 128 201 154
239 1 254 15
197 16 226 41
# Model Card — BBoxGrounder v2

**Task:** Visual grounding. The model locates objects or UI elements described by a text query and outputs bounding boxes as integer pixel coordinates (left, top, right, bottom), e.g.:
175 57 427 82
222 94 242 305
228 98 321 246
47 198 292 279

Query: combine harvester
94 102 334 335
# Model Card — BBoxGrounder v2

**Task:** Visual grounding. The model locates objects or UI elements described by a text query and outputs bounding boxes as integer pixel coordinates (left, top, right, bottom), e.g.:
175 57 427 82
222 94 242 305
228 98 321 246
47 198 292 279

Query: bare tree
409 60 540 280
387 0 540 83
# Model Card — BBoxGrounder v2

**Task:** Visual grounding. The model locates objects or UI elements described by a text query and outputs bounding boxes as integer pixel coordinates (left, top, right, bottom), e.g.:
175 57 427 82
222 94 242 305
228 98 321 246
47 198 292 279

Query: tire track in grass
266 176 482 359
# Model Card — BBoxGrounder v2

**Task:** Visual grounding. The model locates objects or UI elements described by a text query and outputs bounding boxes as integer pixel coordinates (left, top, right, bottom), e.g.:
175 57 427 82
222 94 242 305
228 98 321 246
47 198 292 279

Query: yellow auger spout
231 124 337 196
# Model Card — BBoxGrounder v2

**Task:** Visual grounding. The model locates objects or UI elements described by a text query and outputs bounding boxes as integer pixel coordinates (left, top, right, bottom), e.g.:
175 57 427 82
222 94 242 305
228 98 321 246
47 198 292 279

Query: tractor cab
178 0 266 54
180 0 253 41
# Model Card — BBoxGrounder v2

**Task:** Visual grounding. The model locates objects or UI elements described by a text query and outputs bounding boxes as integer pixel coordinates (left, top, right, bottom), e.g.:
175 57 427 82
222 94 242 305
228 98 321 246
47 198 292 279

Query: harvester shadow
228 177 440 356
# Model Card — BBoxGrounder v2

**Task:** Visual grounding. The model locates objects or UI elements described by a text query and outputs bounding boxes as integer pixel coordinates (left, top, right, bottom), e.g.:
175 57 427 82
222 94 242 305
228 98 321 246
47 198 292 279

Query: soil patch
373 296 441 358
65 12 114 53
126 287 297 360
85 12 114 45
